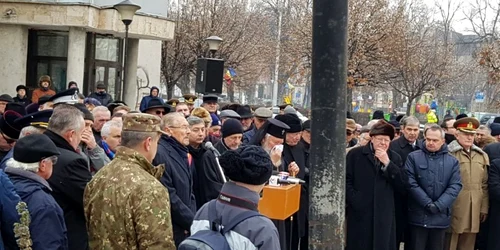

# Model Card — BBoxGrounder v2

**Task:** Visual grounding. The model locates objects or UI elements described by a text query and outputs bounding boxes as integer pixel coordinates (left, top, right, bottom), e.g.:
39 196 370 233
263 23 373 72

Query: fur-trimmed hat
191 107 211 126
275 114 302 133
369 120 395 140
39 75 51 85
219 145 273 185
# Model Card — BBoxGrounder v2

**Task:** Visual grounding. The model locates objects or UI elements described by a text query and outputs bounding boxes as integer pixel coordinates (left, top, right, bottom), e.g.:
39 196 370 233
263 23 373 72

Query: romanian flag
224 67 236 85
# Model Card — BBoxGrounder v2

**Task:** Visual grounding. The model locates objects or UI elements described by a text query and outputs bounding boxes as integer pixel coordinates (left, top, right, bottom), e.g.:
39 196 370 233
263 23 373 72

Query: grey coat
190 182 281 250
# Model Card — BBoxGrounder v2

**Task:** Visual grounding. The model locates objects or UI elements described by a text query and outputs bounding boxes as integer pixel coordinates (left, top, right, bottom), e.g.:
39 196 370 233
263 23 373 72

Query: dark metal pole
122 22 130 100
309 0 348 248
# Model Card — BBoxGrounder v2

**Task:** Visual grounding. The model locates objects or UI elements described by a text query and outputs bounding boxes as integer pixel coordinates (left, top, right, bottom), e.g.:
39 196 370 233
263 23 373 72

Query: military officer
183 94 197 112
84 113 175 250
167 98 180 108
446 117 489 250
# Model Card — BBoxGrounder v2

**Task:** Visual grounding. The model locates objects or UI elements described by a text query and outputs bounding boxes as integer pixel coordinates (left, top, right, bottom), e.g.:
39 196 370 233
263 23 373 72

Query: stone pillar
0 24 28 94
66 27 87 87
123 38 139 110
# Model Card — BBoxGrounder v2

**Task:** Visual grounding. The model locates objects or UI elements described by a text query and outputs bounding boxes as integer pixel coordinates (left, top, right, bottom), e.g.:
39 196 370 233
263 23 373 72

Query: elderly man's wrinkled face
168 117 191 146
371 135 391 152
457 131 475 149
103 126 122 152
262 134 284 153
203 102 218 113
476 129 489 143
286 132 302 146
240 117 253 131
93 111 110 132
224 133 243 150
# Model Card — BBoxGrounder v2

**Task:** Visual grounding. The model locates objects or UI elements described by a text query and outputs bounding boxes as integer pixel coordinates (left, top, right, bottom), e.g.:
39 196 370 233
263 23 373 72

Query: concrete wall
136 40 162 101
0 24 28 95
7 0 169 17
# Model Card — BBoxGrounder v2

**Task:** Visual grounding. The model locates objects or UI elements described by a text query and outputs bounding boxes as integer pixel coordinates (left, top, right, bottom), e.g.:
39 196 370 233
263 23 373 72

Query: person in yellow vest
427 109 438 124
446 117 489 250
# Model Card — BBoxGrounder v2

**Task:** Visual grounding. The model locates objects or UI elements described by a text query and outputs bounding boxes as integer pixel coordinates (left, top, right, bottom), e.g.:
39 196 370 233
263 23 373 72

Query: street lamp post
113 0 141 100
205 36 223 58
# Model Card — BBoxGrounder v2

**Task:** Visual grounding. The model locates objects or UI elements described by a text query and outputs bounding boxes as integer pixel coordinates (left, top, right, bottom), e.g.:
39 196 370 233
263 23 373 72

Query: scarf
101 141 115 159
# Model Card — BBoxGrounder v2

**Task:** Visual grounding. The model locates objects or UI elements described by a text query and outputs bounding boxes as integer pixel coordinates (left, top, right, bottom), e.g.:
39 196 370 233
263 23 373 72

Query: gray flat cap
284 105 297 115
220 109 241 119
254 107 273 118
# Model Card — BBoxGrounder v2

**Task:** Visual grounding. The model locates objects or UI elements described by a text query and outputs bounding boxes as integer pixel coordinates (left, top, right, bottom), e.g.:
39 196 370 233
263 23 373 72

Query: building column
123 38 139 109
66 27 86 88
0 24 28 94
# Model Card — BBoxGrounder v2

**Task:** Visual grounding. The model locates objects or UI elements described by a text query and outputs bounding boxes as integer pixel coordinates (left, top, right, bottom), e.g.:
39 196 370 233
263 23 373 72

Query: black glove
425 203 439 214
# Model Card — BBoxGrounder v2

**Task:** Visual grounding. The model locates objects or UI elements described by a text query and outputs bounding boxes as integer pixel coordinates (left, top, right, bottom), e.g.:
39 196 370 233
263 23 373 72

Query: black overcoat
487 159 500 250
346 144 408 250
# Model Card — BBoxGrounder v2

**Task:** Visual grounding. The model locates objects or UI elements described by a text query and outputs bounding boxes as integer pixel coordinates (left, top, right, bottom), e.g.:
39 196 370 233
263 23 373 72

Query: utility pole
271 0 283 107
309 0 348 248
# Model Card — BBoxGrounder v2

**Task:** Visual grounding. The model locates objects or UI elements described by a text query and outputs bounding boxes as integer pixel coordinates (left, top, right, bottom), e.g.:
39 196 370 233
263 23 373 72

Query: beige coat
448 140 489 234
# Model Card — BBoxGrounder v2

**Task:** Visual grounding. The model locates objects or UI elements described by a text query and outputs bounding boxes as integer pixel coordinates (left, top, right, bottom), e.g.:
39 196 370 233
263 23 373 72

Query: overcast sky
422 0 477 34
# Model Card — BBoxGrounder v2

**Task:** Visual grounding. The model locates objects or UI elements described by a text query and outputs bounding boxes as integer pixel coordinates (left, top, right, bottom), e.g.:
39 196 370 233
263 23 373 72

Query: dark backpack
178 200 262 250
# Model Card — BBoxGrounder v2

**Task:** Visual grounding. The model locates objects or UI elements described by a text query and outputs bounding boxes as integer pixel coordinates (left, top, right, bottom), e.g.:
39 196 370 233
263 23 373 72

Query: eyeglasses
42 155 58 165
346 130 353 136
155 110 167 115
169 125 190 131
372 137 391 143
1 132 15 144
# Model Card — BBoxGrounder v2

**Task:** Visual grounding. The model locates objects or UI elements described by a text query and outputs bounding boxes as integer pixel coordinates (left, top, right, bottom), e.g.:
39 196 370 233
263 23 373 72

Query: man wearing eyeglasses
141 98 172 119
153 112 196 247
346 118 357 148
4 134 67 249
346 120 408 250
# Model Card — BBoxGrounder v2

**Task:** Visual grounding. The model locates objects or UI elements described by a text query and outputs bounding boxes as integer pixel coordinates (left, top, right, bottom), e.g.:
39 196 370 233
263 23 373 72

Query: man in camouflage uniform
84 113 175 250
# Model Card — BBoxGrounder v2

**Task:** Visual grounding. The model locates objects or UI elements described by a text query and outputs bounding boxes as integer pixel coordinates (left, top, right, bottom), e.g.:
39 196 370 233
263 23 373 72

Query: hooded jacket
139 86 164 112
32 82 56 103
405 144 462 228
6 167 68 249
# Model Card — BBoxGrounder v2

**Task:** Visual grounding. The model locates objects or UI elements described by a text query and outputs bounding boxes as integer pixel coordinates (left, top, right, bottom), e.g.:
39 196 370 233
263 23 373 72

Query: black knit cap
221 118 244 138
73 103 94 122
13 134 60 163
219 145 273 185
275 114 302 133
16 85 27 92
302 120 311 131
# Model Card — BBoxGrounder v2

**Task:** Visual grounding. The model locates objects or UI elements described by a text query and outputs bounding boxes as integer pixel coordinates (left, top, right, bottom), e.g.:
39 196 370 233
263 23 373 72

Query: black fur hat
370 120 395 140
219 145 273 185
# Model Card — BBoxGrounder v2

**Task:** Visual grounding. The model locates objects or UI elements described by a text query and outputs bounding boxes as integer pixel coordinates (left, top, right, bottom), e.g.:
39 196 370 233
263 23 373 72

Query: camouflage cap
122 113 167 134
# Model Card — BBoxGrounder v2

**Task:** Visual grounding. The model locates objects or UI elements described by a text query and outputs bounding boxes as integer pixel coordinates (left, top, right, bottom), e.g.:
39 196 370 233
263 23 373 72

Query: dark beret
13 134 60 163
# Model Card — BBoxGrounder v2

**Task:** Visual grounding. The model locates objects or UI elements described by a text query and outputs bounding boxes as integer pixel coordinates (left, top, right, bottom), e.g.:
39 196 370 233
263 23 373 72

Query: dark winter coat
6 168 68 250
0 169 21 250
405 144 462 228
188 144 207 209
242 127 257 145
389 135 419 245
139 87 164 112
484 142 500 161
488 159 500 250
281 141 308 238
45 130 91 250
0 149 13 171
88 92 113 106
13 95 31 107
152 135 196 247
445 133 456 145
346 144 408 250
197 140 230 207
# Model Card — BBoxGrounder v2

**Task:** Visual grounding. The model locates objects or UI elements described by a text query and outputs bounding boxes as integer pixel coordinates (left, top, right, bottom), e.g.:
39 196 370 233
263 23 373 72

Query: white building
0 0 174 108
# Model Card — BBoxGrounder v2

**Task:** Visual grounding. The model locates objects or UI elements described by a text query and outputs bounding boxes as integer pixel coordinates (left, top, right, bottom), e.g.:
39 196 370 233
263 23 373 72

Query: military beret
13 134 60 163
122 113 167 134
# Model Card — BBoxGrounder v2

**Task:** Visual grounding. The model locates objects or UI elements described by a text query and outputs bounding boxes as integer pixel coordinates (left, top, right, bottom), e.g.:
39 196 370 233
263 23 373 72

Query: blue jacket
139 87 164 112
0 149 13 171
152 135 196 247
405 144 462 228
6 167 68 250
0 169 21 250
242 127 257 145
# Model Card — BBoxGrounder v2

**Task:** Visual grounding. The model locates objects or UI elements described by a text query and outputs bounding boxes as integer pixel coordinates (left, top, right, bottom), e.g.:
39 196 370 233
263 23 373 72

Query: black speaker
196 58 224 94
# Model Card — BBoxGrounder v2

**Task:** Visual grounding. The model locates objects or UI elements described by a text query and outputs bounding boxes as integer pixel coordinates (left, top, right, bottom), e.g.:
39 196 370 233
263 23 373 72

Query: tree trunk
178 74 191 95
166 82 175 99
228 84 235 102
406 98 413 116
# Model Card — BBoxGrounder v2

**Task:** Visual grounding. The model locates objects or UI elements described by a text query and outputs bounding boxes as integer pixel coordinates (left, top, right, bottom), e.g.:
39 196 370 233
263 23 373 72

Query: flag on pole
224 67 236 85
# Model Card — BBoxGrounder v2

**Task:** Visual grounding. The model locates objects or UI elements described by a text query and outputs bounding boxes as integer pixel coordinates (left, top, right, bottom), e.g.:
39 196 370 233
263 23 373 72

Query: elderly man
476 125 491 146
201 94 218 114
405 124 462 250
346 120 408 250
446 117 489 250
84 113 175 250
45 104 89 250
243 107 273 144
100 120 123 159
153 112 196 247
390 116 421 249
91 106 111 143
197 118 244 207
5 134 67 249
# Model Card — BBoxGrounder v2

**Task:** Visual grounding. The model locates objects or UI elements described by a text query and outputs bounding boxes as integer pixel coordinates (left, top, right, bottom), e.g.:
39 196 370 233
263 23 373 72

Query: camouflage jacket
84 146 175 250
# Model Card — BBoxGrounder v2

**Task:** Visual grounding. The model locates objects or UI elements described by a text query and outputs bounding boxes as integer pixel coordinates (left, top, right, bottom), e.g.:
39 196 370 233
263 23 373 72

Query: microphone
205 142 221 157
277 177 306 185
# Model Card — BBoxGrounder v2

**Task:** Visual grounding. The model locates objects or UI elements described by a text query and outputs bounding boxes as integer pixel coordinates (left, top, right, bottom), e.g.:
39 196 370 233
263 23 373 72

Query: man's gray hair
19 126 43 139
6 158 40 172
92 106 111 116
48 105 84 135
161 112 185 129
402 116 420 127
366 119 379 129
101 120 123 137
424 124 445 138
187 116 204 127
478 125 491 134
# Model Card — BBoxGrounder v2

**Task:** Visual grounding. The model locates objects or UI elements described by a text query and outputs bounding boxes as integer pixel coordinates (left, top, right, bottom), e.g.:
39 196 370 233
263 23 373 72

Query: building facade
0 0 174 107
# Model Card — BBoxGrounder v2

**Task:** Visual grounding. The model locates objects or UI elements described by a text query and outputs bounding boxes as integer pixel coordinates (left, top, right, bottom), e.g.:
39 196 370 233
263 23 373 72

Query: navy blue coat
153 135 196 247
0 149 13 171
0 169 21 250
405 144 462 228
242 127 257 145
6 168 68 250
